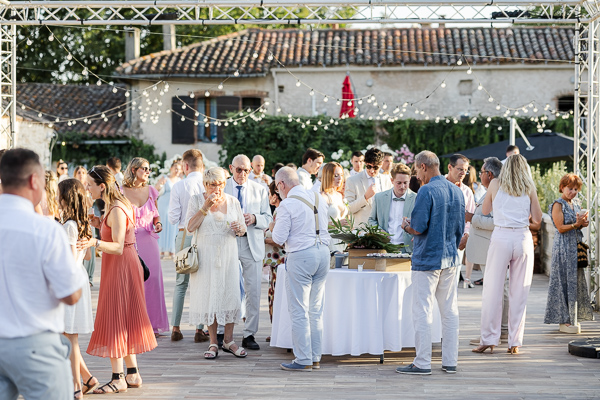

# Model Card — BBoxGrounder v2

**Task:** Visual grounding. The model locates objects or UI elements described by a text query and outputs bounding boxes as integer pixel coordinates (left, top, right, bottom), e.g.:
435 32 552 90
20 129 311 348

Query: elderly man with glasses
225 154 273 350
345 147 393 227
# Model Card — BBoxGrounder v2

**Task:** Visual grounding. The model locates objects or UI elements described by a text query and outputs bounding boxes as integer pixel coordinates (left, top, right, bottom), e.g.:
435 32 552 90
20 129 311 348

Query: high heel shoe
463 278 474 289
472 345 495 354
507 346 519 354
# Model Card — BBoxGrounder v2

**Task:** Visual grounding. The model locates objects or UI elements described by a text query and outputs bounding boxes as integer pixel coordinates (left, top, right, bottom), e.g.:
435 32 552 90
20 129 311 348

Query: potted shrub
329 216 404 269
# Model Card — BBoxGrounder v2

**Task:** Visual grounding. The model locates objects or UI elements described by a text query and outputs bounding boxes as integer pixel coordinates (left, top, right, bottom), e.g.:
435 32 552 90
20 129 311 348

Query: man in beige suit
345 148 393 227
465 156 508 345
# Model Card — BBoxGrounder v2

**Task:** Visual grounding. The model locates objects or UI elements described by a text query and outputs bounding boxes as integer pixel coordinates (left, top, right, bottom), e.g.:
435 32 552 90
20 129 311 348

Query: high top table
270 266 442 359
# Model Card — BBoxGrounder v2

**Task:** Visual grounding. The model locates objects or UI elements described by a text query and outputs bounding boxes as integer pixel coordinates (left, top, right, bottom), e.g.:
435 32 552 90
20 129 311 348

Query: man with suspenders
272 167 331 371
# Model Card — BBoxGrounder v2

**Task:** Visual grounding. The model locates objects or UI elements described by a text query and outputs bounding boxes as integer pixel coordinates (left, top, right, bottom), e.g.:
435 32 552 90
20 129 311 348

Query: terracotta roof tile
17 83 127 138
116 27 575 78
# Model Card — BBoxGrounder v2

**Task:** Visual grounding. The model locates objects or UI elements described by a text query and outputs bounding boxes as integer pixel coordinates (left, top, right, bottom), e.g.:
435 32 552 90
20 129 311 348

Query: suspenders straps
289 192 321 243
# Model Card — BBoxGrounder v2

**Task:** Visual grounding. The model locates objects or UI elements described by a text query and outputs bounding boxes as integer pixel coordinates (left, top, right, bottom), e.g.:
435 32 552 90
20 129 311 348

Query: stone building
118 27 575 159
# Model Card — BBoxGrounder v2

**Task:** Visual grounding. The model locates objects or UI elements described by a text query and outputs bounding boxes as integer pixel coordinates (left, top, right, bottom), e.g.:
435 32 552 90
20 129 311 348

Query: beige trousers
480 227 534 347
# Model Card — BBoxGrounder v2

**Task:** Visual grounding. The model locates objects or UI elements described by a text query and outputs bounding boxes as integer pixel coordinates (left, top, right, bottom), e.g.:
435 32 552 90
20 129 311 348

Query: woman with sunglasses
56 159 70 183
77 165 156 394
122 158 169 338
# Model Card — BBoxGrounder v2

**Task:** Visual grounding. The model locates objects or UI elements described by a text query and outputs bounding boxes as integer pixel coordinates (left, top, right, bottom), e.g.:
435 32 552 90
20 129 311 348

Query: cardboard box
348 249 412 272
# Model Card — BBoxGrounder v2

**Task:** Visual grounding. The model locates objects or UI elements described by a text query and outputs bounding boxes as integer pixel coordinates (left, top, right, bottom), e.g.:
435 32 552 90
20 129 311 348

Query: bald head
275 166 299 199
251 154 266 175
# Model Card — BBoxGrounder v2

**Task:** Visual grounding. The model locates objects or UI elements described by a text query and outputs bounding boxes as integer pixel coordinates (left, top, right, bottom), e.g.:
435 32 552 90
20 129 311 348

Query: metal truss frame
0 1 587 26
0 0 599 306
575 18 600 307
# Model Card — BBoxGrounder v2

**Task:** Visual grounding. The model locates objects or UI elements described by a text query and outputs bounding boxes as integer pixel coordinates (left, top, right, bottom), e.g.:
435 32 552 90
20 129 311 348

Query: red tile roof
17 83 128 137
116 27 575 78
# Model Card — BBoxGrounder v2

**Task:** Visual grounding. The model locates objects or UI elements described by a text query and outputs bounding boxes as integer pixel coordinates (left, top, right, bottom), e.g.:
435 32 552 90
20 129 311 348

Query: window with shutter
216 96 241 145
171 96 196 144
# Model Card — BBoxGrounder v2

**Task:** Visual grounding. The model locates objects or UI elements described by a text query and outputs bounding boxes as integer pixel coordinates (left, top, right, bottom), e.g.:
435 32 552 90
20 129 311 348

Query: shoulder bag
174 228 200 274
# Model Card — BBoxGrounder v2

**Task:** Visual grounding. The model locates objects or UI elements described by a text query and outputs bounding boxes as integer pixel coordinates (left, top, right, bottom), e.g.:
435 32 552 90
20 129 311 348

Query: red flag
340 75 356 118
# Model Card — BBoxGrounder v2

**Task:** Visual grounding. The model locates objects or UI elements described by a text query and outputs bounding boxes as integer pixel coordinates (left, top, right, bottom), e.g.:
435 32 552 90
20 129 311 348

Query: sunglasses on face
235 167 251 174
138 167 150 173
365 164 381 170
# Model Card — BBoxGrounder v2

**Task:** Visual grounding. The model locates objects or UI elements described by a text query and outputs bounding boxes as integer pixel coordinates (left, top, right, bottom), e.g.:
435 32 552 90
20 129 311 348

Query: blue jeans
285 243 330 366
172 230 203 329
0 332 72 400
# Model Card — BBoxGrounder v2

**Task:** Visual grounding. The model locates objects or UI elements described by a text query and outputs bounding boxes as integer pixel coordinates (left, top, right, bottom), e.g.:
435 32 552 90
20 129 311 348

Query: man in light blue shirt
396 150 464 376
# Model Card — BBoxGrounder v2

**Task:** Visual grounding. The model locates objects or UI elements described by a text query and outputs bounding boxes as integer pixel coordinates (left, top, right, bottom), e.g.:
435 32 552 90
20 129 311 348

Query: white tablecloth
270 266 442 356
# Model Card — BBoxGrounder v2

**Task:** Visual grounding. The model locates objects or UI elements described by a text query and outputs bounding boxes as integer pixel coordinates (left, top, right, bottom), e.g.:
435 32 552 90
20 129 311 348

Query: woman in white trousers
473 155 543 354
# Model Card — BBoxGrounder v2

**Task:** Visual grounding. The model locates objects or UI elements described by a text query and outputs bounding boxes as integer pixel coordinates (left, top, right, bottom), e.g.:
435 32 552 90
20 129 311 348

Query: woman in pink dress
122 157 170 337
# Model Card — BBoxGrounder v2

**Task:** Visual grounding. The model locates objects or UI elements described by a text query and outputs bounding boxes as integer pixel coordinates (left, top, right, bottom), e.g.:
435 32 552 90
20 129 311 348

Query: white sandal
204 344 219 359
222 341 247 358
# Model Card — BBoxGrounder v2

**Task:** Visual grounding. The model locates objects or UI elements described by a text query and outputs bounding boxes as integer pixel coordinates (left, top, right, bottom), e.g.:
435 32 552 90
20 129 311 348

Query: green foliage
52 132 165 168
220 115 575 173
531 161 586 213
329 216 403 253
219 115 375 170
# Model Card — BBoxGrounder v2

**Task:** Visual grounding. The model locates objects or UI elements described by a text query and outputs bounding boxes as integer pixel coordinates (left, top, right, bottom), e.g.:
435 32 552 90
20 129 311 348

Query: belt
495 226 529 230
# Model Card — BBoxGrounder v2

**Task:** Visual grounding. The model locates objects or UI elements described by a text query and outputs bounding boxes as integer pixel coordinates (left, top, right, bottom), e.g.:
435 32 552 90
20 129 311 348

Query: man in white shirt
349 151 364 176
345 147 393 226
248 154 272 189
380 152 394 176
368 163 417 253
272 167 331 371
106 156 124 187
0 148 84 400
226 154 273 350
168 149 208 343
297 148 324 190
446 154 476 283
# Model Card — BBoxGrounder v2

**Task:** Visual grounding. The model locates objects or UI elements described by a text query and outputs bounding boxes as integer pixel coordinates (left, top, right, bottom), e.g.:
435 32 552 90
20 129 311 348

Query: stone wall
132 64 574 160
0 118 54 168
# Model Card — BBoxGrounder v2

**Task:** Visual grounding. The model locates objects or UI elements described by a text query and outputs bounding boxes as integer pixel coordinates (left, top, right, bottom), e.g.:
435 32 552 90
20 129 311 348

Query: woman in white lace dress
186 167 248 360
58 179 97 398
320 162 348 253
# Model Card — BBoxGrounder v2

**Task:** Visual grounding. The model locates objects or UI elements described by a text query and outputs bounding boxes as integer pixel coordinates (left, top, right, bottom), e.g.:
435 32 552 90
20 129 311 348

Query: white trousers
237 237 262 338
412 267 459 369
480 227 534 347
480 264 509 331
285 243 330 366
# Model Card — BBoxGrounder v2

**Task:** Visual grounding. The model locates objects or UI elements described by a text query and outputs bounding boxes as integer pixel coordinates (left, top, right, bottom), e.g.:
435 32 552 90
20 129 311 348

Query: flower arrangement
394 144 415 165
329 215 404 253
330 143 414 169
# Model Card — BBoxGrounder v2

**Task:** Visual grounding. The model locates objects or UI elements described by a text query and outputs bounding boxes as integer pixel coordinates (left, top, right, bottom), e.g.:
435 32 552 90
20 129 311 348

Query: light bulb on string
152 86 157 91
205 90 210 97
467 68 472 75
323 96 328 103
20 104 25 110
382 103 388 109
66 54 72 61
347 101 352 107
358 99 363 105
26 39 32 46
488 97 494 102
336 100 341 106
253 52 259 59
477 84 483 90
112 87 118 93
296 80 301 87
49 34 54 41
393 107 400 114
82 68 88 76
495 105 501 110
218 83 224 90
96 80 102 86
440 81 446 88
267 54 273 61
190 92 195 98
180 116 185 121
309 90 315 96
457 59 463 66
234 70 240 77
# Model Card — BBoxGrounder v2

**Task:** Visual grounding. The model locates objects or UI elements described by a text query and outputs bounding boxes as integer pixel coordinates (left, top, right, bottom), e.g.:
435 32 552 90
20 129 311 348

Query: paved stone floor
80 259 600 399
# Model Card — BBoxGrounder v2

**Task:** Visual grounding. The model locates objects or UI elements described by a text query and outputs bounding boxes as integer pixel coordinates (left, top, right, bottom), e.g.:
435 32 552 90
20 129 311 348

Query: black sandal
81 376 98 395
126 367 142 388
94 372 127 394
74 390 82 399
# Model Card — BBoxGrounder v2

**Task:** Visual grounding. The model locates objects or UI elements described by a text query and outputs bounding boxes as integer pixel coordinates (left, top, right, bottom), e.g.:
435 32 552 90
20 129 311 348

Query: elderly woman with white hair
186 167 248 360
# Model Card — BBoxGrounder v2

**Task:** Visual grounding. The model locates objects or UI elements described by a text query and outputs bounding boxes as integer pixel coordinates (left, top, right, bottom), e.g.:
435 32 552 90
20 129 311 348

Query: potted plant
329 216 404 269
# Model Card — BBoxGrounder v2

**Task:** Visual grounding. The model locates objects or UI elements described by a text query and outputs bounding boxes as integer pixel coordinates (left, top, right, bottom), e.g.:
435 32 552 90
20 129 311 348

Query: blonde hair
123 157 149 188
45 170 60 218
88 165 132 211
321 162 343 194
204 166 227 186
498 154 535 197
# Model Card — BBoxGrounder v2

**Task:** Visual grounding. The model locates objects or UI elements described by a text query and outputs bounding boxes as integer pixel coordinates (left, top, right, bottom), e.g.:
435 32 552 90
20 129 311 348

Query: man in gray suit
368 163 417 253
226 154 273 350
464 157 508 345
345 148 393 227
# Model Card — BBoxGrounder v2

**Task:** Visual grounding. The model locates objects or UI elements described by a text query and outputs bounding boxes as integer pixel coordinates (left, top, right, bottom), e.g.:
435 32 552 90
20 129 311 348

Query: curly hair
45 170 60 218
58 179 92 240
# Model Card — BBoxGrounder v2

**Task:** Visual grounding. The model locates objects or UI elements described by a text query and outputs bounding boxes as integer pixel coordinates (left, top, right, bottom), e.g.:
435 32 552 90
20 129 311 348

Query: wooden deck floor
79 259 600 399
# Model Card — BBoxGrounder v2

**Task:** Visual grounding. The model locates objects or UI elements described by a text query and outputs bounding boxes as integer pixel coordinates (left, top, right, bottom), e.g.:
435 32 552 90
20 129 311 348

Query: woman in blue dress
155 160 182 258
